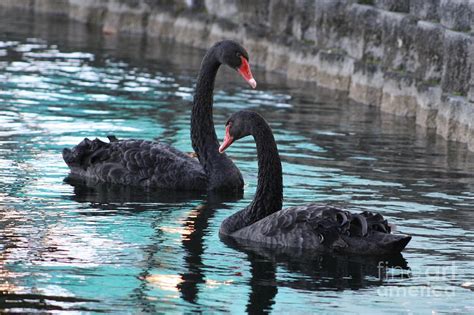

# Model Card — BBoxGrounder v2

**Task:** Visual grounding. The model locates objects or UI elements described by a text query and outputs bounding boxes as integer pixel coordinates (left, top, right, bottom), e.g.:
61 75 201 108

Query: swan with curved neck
62 40 255 192
218 111 411 255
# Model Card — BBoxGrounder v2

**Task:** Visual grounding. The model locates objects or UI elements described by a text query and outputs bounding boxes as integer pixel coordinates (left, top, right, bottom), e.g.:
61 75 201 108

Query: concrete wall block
290 0 316 41
439 0 472 32
142 0 192 12
416 106 439 130
68 0 108 25
302 24 317 44
312 0 354 52
0 0 34 10
102 12 121 34
469 131 474 152
381 11 417 73
468 122 474 152
436 96 454 140
318 51 355 76
457 100 474 145
205 0 269 28
381 72 417 116
243 37 273 70
471 0 474 32
410 0 440 21
436 96 474 142
468 37 474 103
263 43 291 73
119 12 147 34
415 84 442 128
111 1 150 34
340 4 366 59
413 21 444 82
34 0 70 15
173 17 210 49
314 51 354 91
349 61 384 106
207 23 247 50
146 13 174 39
110 0 160 34
146 11 211 50
101 1 128 34
349 5 384 62
374 0 410 13
441 30 472 95
268 0 295 36
287 55 319 81
234 0 271 29
204 0 238 20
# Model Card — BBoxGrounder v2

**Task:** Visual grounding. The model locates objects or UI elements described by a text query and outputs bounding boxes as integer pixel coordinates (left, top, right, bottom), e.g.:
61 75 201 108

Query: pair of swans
63 40 411 255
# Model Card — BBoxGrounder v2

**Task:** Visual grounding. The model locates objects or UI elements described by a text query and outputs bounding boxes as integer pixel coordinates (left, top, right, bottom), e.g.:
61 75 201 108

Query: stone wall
1 0 473 151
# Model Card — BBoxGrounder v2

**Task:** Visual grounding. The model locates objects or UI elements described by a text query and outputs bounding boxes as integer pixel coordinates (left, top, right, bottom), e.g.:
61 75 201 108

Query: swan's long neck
219 115 282 235
245 121 283 224
190 50 221 172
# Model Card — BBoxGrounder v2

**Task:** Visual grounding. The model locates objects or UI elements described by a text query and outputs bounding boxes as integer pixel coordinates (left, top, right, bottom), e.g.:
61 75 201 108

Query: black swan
62 40 256 191
218 111 411 255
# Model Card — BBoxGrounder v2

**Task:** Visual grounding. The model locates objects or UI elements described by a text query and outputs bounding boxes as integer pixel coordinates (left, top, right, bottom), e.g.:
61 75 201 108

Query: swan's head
219 110 267 153
215 40 257 89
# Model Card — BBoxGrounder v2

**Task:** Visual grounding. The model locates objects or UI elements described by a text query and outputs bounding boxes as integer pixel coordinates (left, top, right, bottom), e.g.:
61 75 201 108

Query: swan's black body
219 111 411 255
63 136 207 190
63 41 253 192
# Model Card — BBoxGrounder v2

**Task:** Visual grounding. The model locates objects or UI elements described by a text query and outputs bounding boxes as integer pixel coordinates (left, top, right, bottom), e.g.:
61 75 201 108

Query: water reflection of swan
224 238 409 313
177 196 240 304
64 176 207 212
67 177 242 309
135 196 241 309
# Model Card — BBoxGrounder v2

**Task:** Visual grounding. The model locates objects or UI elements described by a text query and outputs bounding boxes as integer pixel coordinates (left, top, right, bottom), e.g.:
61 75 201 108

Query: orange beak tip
248 78 257 89
220 126 234 153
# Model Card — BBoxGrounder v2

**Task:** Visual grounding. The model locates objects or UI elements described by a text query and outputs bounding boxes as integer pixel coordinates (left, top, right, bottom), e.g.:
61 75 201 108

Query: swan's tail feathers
323 209 412 254
358 211 411 253
387 235 411 252
62 137 110 171
62 147 74 165
62 137 89 167
107 135 119 142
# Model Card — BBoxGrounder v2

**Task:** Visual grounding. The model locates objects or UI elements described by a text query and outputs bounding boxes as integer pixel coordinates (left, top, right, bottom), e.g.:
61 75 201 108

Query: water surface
0 12 473 313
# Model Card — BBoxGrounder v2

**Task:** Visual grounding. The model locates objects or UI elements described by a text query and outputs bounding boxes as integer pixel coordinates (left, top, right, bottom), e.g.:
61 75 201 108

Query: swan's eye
318 234 324 243
236 52 241 58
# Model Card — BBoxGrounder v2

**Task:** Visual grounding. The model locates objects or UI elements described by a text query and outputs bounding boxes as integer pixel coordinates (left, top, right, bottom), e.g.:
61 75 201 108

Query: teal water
1 13 474 314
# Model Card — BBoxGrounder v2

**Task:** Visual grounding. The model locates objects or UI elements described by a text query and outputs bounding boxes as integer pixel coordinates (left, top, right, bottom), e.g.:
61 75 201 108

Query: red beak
219 125 234 153
238 56 257 89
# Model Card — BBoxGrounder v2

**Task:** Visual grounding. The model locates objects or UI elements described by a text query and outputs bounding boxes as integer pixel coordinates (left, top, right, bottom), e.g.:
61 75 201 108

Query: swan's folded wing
63 137 207 190
235 204 396 250
231 204 325 248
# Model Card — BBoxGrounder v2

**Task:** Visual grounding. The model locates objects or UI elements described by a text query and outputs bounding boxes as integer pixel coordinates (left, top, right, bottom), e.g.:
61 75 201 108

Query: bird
63 40 256 192
218 110 411 255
